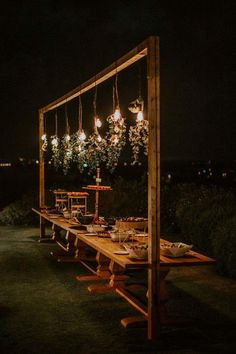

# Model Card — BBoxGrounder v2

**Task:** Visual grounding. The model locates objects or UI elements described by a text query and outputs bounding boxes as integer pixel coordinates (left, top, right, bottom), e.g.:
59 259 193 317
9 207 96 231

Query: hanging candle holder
61 104 73 175
86 84 107 173
50 111 61 169
106 73 126 171
71 95 88 173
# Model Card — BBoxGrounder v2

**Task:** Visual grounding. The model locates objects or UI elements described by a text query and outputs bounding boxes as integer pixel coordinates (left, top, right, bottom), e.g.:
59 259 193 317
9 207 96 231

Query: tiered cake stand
82 168 111 223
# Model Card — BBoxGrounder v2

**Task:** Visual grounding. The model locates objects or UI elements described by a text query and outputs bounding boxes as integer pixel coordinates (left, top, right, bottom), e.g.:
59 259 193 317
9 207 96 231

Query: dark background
0 0 235 161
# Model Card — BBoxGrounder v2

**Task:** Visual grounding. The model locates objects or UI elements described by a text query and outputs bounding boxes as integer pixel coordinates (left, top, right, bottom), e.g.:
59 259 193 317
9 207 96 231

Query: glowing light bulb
113 108 121 122
51 137 58 147
79 130 86 141
97 134 102 142
136 111 144 122
41 133 46 141
95 117 102 128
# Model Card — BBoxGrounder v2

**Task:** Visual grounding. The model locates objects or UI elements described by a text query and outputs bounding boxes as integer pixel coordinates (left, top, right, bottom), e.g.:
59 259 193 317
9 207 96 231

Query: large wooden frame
39 36 160 339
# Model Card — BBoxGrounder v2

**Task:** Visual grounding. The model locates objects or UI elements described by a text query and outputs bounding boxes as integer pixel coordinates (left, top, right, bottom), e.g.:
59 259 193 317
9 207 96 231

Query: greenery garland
61 134 73 175
86 132 107 173
50 135 61 170
129 119 149 165
105 114 126 172
71 131 88 173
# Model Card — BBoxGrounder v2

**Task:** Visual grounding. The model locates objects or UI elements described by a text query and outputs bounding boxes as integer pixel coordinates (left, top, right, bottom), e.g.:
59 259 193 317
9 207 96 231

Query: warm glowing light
65 134 70 142
113 135 119 144
41 133 46 141
79 130 86 141
95 117 102 128
113 108 121 122
51 137 58 146
97 134 102 142
136 110 144 122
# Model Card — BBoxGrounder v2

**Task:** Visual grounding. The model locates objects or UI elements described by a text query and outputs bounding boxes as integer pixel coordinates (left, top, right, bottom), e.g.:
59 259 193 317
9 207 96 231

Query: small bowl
63 211 71 219
86 224 104 233
160 242 192 257
110 232 130 242
124 243 148 260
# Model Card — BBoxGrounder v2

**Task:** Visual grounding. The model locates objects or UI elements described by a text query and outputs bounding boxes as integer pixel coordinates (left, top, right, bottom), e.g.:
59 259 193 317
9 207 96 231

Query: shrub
174 185 236 254
212 215 236 278
99 175 147 217
0 191 39 226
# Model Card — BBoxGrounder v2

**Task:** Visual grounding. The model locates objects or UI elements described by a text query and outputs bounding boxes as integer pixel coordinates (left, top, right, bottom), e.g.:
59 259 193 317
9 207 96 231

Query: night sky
0 0 234 161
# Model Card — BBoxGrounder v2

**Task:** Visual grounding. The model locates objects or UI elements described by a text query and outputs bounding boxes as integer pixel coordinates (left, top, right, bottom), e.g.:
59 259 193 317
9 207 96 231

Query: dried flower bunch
106 108 126 172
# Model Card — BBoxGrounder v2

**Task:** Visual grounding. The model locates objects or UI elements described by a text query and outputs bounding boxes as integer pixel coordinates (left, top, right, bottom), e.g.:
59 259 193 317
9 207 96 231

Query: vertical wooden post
147 36 161 339
39 109 46 238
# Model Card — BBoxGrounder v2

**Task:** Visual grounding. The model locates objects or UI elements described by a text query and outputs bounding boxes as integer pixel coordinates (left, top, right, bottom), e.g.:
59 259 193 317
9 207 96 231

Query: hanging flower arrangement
61 105 73 175
41 133 48 152
41 115 48 152
86 85 107 173
71 96 88 173
51 135 61 169
129 100 149 164
105 75 126 172
50 112 61 169
86 131 107 172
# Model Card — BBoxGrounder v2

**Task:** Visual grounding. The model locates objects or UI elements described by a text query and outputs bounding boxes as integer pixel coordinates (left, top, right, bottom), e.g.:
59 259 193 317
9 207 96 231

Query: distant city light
0 163 11 167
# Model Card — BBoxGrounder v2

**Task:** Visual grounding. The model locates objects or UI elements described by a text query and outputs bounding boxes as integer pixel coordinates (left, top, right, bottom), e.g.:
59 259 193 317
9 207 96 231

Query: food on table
160 242 193 257
124 243 148 260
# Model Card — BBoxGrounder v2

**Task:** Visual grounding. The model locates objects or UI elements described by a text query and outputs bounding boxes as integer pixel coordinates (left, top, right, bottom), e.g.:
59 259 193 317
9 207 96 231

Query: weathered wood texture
147 36 161 339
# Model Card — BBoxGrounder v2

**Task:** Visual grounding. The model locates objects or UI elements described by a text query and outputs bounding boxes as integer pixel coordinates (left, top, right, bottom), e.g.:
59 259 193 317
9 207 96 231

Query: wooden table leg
119 267 170 328
51 229 80 263
88 260 129 293
76 251 111 282
38 216 54 243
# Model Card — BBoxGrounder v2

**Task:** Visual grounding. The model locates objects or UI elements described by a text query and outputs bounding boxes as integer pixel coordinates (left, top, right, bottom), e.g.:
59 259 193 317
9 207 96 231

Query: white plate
85 233 97 236
113 250 129 255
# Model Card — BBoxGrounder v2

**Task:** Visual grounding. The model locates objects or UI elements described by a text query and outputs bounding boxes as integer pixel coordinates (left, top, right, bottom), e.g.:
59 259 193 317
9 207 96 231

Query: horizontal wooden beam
40 39 149 114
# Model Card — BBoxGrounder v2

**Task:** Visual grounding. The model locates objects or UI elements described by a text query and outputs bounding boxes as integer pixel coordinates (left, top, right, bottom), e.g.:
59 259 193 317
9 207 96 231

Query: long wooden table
33 208 215 328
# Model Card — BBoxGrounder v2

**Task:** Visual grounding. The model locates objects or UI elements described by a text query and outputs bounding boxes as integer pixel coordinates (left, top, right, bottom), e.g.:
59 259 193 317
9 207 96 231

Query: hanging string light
61 104 73 174
72 94 88 172
86 82 107 173
51 111 61 169
78 96 86 142
105 72 126 171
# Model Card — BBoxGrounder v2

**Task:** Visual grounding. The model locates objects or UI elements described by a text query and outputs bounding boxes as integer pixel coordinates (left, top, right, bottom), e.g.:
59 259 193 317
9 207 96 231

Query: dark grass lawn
0 226 236 354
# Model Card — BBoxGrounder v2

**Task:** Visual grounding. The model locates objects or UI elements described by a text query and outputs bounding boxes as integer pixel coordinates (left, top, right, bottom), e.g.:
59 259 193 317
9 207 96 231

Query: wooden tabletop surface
33 209 215 269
